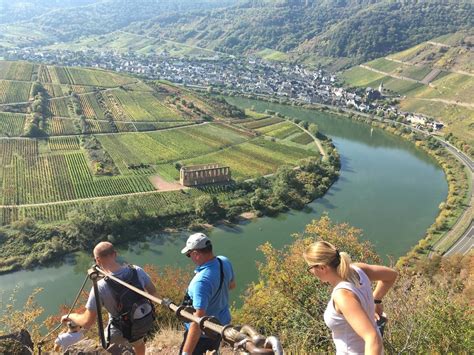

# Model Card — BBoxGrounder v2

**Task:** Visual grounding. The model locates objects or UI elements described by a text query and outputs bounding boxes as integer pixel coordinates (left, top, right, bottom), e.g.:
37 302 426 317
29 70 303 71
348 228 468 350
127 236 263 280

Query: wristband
374 299 382 304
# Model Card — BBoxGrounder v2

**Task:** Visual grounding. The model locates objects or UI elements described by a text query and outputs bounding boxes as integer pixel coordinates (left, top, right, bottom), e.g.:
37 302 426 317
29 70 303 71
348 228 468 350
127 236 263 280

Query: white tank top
323 265 378 354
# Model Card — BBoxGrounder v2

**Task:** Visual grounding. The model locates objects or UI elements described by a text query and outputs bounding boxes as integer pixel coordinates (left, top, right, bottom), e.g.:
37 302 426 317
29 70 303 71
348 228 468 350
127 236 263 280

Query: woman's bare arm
355 262 398 317
334 289 383 355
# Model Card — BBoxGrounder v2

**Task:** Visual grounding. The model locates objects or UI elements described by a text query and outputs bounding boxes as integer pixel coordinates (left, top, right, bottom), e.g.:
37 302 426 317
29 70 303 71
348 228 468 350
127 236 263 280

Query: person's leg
132 339 145 355
179 331 221 355
179 330 188 353
193 336 221 355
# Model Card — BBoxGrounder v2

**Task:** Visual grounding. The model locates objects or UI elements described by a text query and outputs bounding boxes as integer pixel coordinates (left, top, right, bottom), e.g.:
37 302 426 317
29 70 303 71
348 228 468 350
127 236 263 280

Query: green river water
0 98 447 319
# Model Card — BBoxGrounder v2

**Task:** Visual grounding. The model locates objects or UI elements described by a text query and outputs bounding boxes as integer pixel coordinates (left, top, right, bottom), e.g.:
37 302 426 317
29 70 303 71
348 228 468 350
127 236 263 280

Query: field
341 32 474 146
109 90 182 121
97 123 248 173
0 61 322 226
40 65 136 87
48 117 78 135
0 80 32 104
0 61 36 81
0 112 26 136
182 138 316 179
365 58 403 73
341 66 386 87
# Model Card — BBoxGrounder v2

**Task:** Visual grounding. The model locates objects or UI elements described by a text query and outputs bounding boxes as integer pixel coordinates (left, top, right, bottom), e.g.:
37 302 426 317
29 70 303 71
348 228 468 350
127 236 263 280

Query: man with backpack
61 242 157 355
180 233 236 355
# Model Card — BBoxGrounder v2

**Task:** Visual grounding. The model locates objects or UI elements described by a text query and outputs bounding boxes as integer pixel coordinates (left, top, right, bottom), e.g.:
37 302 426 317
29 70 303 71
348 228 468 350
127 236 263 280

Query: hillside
51 0 473 69
341 30 474 148
1 1 472 68
0 0 236 49
0 60 334 228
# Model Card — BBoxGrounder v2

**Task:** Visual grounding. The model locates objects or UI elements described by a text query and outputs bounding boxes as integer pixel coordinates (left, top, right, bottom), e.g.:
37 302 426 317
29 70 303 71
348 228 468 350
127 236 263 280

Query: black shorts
179 330 221 355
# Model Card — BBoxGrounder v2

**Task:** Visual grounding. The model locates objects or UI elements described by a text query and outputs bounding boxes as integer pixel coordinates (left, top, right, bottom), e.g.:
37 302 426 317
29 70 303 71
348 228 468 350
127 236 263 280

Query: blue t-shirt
186 256 234 329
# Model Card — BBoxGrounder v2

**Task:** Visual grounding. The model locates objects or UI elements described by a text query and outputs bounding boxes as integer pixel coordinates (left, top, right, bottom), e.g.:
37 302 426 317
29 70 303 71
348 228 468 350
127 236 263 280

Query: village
2 48 443 131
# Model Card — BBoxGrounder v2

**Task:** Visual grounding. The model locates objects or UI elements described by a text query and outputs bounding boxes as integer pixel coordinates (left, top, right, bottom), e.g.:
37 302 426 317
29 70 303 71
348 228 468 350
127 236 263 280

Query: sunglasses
307 264 320 273
186 250 195 258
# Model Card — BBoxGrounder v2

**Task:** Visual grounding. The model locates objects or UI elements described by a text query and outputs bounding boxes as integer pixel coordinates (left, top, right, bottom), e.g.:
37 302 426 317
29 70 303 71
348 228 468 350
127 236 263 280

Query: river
0 98 447 320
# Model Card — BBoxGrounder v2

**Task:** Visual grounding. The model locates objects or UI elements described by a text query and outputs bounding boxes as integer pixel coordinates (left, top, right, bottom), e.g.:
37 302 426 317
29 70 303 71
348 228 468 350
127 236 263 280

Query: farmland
0 60 330 227
0 112 26 136
341 32 474 147
0 80 32 104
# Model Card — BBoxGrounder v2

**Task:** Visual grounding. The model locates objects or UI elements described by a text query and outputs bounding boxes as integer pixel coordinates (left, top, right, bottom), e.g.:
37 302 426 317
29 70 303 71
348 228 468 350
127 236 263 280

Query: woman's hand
374 303 383 320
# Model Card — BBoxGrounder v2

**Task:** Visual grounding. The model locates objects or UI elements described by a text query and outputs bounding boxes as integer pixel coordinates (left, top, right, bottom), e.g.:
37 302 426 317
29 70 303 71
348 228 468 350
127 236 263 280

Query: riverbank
221 93 470 263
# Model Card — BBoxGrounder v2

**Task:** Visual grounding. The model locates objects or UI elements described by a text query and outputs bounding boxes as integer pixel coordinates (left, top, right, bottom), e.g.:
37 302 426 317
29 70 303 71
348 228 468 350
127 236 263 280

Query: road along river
0 98 447 318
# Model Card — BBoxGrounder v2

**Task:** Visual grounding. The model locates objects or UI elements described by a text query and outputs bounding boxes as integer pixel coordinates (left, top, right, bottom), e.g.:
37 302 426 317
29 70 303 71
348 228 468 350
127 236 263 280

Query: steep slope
341 30 474 147
120 0 472 69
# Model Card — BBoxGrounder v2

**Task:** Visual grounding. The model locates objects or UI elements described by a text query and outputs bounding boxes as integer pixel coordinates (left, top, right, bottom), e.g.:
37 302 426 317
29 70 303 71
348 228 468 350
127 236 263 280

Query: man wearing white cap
179 232 236 355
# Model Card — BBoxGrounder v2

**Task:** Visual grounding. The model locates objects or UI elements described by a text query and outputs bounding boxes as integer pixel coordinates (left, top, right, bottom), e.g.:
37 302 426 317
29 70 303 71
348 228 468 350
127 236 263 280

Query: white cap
181 233 211 254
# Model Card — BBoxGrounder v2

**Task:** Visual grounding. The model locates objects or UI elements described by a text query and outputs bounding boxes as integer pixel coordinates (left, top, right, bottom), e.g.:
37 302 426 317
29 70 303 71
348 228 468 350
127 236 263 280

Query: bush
236 216 472 353
235 216 380 353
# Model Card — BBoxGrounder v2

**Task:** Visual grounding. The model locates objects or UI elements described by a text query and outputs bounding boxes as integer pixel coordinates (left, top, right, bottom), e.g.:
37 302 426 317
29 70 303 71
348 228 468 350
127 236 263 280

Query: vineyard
97 123 248 173
0 80 32 104
39 65 136 87
182 137 316 179
1 188 205 225
0 61 36 81
256 121 302 139
49 97 71 117
48 117 78 135
110 90 182 121
79 92 106 120
48 136 81 151
0 60 324 226
0 143 156 205
0 112 26 136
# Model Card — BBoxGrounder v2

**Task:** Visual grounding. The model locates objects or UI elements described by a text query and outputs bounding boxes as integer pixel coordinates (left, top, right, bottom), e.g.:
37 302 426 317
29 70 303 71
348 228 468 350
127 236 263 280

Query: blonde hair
303 241 360 286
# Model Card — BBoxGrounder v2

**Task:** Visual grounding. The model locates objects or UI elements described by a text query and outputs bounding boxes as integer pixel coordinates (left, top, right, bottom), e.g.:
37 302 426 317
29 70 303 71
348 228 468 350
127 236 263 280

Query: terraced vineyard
0 60 321 225
0 112 26 136
0 80 32 104
341 31 474 147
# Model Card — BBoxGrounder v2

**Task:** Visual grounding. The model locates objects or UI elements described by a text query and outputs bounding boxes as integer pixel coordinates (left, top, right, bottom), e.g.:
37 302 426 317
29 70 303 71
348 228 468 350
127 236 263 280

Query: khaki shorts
105 322 145 347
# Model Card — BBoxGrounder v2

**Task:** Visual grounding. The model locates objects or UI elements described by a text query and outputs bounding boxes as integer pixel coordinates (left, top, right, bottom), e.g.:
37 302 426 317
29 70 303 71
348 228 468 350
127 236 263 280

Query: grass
341 66 386 87
366 58 403 73
255 48 290 62
399 98 474 146
412 72 474 103
399 65 432 81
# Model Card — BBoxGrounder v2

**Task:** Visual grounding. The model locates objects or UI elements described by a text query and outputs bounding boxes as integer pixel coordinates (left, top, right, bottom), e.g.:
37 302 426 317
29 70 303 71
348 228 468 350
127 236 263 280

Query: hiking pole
88 266 107 349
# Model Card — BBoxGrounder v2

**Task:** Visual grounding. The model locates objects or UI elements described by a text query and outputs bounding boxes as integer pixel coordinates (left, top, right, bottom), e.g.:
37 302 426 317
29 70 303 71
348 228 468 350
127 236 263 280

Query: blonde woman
303 241 397 355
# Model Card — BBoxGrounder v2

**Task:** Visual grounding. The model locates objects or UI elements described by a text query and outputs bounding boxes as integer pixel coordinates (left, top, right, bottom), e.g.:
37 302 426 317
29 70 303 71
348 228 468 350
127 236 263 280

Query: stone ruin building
180 164 231 187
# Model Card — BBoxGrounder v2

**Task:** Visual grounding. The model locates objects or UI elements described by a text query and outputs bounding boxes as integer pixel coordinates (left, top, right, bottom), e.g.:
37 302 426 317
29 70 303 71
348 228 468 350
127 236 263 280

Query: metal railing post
88 266 107 349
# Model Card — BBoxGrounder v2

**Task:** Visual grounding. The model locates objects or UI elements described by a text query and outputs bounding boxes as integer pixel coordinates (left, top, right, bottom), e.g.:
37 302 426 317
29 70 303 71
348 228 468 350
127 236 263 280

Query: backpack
105 265 155 343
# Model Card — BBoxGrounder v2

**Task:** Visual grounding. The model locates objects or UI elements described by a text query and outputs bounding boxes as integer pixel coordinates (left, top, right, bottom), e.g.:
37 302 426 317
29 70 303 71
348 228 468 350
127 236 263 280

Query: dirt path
288 120 326 157
385 57 474 78
417 98 474 109
149 175 183 191
359 65 420 83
